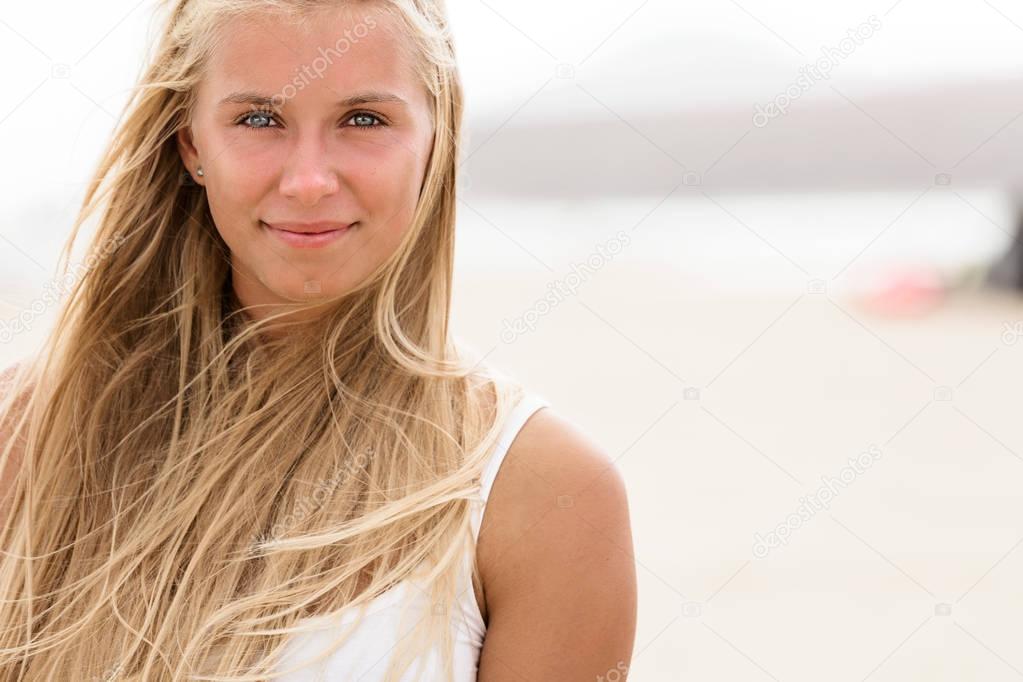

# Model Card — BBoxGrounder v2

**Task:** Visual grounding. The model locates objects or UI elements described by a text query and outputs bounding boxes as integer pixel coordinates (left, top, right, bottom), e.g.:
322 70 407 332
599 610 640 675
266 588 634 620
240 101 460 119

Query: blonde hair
0 1 525 679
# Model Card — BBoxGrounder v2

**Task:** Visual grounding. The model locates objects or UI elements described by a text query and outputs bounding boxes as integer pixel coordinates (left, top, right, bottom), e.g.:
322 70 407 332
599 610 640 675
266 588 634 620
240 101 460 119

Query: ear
176 125 203 184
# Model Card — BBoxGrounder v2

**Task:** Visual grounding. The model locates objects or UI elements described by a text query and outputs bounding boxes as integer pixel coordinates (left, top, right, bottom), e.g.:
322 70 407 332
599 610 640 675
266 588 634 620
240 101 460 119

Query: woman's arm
476 408 637 681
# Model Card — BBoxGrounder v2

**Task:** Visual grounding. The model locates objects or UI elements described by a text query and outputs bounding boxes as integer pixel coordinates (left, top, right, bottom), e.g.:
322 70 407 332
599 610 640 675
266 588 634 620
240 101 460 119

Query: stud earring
196 166 205 177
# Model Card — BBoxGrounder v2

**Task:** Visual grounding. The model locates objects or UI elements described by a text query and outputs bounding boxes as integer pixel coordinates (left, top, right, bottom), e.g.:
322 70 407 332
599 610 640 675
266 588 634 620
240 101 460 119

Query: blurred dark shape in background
986 196 1023 292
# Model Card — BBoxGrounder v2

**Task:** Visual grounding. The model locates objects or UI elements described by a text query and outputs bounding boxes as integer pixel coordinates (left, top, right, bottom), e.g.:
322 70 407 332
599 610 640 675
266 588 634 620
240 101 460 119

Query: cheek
350 146 427 220
208 142 281 215
222 134 282 179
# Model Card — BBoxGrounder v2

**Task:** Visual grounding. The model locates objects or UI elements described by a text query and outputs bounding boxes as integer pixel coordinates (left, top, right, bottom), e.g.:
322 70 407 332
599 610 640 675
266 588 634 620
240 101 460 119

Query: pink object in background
854 266 947 317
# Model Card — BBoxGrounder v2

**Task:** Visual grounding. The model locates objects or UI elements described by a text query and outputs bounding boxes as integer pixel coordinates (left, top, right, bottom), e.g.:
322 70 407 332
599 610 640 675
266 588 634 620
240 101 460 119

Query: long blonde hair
0 1 524 679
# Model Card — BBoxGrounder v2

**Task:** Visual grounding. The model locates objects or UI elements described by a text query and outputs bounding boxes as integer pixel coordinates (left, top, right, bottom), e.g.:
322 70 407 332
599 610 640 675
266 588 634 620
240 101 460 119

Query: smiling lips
262 220 356 248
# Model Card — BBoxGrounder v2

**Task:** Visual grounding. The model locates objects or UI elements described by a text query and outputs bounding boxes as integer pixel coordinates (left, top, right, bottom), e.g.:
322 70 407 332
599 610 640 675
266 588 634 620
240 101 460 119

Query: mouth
261 220 357 249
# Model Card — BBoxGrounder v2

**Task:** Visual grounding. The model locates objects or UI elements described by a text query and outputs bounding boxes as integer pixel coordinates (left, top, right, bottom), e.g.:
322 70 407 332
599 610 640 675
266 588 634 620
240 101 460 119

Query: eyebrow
218 90 408 109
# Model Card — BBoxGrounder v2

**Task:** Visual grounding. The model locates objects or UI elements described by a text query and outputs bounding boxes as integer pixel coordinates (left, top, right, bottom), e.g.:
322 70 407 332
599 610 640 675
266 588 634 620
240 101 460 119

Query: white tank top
273 391 551 681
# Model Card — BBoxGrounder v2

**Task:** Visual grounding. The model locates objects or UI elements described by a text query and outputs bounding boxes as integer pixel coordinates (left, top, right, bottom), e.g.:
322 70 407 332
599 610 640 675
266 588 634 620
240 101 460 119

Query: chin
274 278 350 305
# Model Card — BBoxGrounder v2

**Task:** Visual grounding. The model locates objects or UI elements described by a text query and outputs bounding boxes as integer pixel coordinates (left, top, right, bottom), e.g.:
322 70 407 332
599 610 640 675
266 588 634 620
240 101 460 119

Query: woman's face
177 6 435 322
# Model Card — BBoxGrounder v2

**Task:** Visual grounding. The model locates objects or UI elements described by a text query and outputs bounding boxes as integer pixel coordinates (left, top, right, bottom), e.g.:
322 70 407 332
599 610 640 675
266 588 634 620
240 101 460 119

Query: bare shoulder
476 406 637 680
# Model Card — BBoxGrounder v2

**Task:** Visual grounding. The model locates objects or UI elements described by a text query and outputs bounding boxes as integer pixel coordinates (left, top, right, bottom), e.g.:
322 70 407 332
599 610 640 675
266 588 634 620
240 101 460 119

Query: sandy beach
453 260 1023 681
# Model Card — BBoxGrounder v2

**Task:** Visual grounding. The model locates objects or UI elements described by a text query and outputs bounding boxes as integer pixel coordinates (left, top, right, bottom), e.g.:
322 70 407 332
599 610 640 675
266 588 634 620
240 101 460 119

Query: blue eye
237 110 280 131
235 110 387 132
346 112 385 128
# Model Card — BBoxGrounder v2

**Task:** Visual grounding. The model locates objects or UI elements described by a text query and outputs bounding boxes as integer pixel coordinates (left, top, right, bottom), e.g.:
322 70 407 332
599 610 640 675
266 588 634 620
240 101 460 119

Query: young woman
0 1 636 680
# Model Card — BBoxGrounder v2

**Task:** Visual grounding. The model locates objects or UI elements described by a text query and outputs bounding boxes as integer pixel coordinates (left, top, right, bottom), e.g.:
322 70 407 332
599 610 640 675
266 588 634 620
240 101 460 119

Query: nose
278 134 341 206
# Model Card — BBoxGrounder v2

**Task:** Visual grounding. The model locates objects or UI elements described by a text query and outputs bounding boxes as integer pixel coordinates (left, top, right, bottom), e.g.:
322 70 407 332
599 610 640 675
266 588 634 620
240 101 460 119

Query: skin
477 407 638 680
176 6 435 326
7 4 639 678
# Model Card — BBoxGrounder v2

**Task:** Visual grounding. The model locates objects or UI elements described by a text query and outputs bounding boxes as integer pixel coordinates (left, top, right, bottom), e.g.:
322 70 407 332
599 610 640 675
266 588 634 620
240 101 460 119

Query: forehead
202 6 426 109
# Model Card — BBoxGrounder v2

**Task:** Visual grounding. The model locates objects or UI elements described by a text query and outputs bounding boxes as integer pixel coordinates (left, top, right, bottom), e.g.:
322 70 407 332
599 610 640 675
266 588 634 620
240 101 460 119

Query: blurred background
3 0 1023 679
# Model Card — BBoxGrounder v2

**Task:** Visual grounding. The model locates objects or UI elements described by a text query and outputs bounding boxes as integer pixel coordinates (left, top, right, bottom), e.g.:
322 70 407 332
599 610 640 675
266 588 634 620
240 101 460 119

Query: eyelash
235 110 387 132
